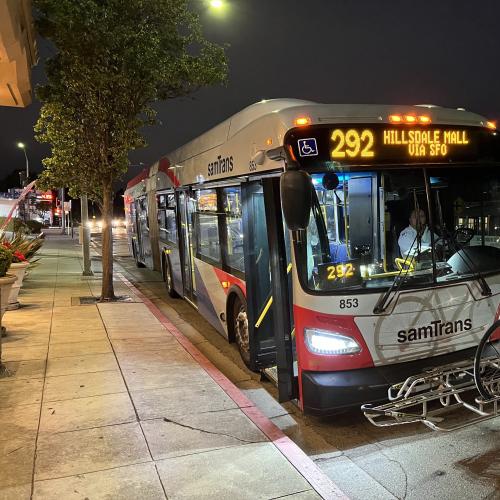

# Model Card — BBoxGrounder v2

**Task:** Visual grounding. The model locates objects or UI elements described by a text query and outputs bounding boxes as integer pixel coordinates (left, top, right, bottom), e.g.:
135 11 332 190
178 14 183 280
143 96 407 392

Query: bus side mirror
280 170 312 230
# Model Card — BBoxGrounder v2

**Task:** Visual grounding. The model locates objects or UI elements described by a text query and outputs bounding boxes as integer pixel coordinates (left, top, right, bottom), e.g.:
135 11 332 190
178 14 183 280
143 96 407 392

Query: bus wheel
233 296 251 368
164 258 179 298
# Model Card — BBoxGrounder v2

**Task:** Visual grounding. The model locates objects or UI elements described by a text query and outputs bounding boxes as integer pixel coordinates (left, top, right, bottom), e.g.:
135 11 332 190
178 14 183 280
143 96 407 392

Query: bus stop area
0 234 344 500
0 233 499 500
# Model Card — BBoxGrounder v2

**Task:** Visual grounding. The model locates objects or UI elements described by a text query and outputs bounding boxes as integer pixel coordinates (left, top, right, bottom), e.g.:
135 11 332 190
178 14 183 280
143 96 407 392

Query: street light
210 0 223 8
17 142 29 185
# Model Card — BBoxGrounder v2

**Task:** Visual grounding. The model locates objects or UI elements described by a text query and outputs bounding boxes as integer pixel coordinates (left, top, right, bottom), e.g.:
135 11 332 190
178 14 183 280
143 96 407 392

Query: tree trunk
101 182 116 300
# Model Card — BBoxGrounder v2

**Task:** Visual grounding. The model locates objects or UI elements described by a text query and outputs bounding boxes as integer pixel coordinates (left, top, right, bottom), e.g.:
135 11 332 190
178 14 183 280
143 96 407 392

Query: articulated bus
125 99 500 415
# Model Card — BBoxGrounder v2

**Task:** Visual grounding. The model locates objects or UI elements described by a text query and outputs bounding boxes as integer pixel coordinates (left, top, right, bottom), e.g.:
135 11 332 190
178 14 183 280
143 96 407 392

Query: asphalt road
90 230 500 500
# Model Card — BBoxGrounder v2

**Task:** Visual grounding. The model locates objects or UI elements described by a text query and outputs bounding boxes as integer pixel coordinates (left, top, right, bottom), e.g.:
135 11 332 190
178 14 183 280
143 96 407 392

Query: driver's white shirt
398 225 434 257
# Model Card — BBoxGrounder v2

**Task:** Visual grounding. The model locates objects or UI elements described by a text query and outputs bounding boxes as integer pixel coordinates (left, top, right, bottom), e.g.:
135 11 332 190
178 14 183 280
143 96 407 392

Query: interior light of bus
389 114 402 123
304 328 361 355
418 115 431 124
294 116 312 126
404 114 417 124
487 121 497 130
266 138 273 146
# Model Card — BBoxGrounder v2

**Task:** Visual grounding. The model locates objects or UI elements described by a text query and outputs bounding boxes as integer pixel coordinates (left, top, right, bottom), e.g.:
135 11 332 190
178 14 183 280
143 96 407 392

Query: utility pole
80 195 93 276
17 143 29 221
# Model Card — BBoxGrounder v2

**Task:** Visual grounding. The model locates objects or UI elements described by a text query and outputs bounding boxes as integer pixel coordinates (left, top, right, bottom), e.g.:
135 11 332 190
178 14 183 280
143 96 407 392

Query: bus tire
231 295 251 369
164 256 179 298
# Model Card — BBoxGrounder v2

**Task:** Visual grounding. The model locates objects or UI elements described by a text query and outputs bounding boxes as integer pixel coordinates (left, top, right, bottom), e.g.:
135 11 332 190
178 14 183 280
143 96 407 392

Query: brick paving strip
0 235 348 500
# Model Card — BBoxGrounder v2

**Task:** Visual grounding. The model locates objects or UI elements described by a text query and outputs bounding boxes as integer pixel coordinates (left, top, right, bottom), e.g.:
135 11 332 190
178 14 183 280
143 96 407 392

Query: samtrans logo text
397 318 472 343
208 155 233 177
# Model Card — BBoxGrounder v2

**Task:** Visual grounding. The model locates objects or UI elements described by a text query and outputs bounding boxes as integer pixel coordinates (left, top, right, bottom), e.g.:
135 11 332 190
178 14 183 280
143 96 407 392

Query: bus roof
126 99 491 192
165 99 488 163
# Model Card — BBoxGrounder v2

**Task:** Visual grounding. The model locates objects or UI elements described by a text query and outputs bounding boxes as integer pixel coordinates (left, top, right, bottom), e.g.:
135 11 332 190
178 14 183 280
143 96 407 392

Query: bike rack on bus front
361 357 500 432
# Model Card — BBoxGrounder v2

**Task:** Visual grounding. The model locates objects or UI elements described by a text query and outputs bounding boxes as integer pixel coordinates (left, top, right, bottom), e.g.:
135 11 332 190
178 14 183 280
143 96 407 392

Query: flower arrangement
0 233 44 262
0 246 13 278
1 242 26 263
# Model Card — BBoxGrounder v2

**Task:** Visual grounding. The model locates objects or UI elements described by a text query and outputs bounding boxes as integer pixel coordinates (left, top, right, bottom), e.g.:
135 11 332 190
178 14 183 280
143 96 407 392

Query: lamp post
17 142 29 185
17 142 30 221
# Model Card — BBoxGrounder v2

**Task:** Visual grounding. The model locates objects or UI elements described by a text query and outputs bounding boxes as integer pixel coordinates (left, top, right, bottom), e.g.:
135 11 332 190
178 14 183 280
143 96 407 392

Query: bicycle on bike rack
361 320 500 431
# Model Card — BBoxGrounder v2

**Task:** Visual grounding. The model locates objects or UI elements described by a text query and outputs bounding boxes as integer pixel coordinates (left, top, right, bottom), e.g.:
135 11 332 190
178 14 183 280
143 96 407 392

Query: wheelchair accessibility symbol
297 138 318 157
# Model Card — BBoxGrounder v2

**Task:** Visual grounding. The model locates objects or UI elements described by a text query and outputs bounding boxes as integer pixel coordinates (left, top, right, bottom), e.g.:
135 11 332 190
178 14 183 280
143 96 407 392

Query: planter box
0 274 16 319
7 261 29 310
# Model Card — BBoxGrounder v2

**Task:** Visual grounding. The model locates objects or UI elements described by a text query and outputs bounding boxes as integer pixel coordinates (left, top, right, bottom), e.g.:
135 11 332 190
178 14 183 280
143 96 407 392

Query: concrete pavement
0 235 345 499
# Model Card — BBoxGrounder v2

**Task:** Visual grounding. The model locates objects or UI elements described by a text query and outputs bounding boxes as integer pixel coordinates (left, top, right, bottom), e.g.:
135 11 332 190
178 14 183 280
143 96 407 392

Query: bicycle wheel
474 319 500 400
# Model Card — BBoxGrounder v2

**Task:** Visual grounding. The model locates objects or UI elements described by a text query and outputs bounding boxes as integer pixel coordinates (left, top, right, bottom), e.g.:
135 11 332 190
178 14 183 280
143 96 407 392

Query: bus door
243 179 297 402
134 197 152 266
178 190 197 304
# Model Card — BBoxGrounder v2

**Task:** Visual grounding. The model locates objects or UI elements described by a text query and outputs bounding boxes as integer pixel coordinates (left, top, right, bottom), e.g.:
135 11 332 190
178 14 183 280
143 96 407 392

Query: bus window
428 166 500 282
165 194 178 245
298 170 434 292
195 189 221 265
157 193 178 245
222 186 244 274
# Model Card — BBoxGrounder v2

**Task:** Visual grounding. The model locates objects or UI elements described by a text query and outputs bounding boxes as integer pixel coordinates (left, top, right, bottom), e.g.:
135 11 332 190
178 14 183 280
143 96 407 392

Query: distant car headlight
304 328 361 355
112 218 124 227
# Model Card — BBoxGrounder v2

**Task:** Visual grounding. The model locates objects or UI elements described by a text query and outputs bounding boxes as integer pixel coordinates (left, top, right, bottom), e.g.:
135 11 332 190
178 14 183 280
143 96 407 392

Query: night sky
1 0 500 187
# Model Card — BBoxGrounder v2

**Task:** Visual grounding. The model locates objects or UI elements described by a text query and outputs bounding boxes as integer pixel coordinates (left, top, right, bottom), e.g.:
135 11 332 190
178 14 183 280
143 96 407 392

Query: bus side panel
193 258 228 337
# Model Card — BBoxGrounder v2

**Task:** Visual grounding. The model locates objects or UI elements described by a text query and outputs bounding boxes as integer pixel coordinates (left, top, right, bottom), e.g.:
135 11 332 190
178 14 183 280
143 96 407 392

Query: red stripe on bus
158 157 180 187
213 268 247 296
293 304 375 372
118 273 347 500
126 169 149 189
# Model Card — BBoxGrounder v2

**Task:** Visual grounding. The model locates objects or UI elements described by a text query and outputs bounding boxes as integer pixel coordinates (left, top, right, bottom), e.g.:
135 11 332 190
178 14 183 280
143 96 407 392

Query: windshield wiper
373 233 422 314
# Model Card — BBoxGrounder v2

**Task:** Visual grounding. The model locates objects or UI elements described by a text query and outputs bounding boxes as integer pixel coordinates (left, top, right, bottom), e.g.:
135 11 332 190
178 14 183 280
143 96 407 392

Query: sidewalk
0 235 346 500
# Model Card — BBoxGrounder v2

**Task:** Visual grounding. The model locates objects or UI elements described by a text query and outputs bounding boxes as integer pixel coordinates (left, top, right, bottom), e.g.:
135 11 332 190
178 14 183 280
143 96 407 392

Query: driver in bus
398 208 439 258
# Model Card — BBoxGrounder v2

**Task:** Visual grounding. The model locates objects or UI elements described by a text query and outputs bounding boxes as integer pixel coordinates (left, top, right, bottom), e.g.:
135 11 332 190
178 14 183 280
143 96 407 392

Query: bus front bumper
301 346 477 416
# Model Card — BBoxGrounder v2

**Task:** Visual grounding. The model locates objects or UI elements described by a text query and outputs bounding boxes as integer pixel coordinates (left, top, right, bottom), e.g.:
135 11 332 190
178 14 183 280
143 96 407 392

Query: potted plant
1 234 44 309
5 244 29 310
0 246 15 321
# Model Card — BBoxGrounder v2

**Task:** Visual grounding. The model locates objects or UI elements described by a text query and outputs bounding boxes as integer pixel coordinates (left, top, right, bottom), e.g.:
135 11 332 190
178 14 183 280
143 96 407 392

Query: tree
34 0 227 300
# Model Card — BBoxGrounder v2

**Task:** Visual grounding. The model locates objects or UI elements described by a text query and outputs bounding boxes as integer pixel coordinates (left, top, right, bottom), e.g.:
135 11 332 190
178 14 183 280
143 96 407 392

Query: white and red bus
125 99 500 415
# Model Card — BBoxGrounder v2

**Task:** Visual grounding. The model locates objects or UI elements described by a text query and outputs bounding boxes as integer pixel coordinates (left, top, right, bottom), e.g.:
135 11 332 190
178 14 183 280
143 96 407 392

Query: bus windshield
297 166 500 293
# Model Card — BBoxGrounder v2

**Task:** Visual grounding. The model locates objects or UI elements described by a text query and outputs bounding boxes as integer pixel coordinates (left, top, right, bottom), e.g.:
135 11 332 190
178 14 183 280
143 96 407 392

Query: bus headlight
304 328 361 355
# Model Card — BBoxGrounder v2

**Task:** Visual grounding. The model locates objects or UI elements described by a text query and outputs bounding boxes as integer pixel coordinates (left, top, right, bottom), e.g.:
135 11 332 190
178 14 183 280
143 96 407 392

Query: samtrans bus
125 99 500 415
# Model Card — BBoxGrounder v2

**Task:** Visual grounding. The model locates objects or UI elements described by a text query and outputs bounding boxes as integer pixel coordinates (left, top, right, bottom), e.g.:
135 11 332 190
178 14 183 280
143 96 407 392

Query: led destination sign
329 127 469 160
287 124 499 165
381 129 469 158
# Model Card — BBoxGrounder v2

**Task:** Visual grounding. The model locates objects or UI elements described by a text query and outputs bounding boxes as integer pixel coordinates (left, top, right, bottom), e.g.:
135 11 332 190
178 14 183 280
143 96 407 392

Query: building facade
0 0 37 107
